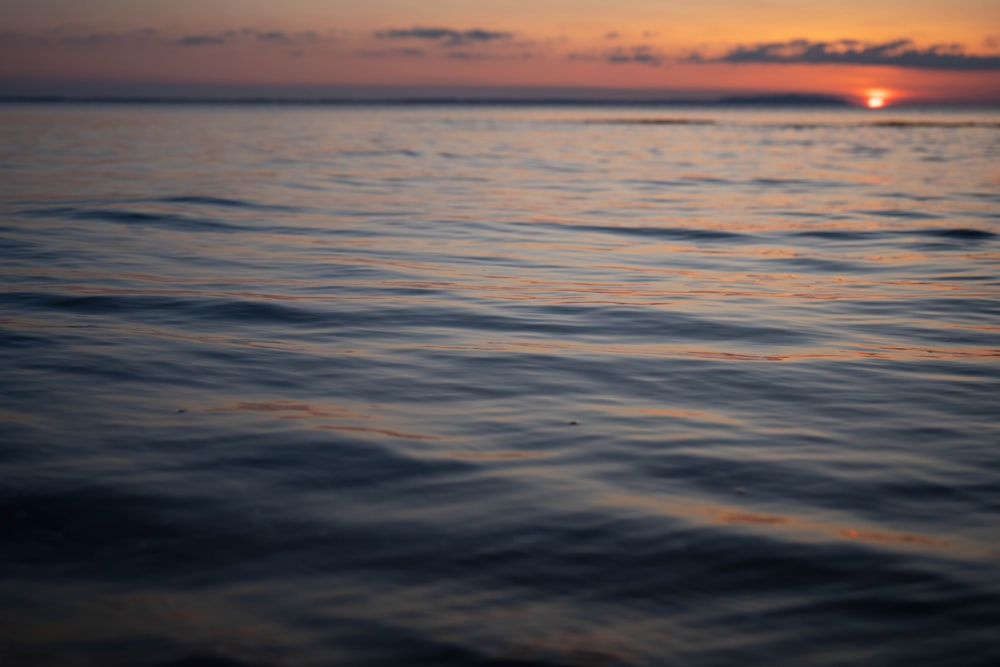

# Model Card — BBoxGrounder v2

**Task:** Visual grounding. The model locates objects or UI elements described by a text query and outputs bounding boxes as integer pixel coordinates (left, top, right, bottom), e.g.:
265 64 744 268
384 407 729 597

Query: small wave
750 120 1000 129
158 195 258 208
16 292 333 329
579 118 1000 130
571 224 750 243
154 194 304 212
792 230 884 242
749 177 810 187
338 148 424 158
18 206 237 232
917 228 997 241
870 120 1000 129
582 118 716 125
770 255 871 273
857 208 939 220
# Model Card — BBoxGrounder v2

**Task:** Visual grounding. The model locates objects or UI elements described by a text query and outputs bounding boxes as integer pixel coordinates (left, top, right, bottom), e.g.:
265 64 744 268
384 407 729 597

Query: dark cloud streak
175 34 229 46
375 27 513 46
570 45 666 66
356 48 426 58
702 39 1000 70
608 45 665 65
0 27 328 48
175 29 324 47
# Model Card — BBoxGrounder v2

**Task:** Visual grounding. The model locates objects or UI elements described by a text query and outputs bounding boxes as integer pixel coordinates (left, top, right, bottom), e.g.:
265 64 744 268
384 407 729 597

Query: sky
1 0 999 104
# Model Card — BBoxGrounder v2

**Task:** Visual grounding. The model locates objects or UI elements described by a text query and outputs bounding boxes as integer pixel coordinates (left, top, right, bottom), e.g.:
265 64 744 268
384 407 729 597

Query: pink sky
1 0 999 103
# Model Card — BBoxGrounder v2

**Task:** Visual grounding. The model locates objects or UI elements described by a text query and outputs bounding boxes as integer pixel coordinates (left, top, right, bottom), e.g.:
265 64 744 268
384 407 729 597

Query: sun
863 89 891 109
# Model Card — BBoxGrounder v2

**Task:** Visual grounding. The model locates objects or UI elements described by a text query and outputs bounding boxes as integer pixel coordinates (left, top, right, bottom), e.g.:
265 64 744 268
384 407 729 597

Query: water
1 103 998 667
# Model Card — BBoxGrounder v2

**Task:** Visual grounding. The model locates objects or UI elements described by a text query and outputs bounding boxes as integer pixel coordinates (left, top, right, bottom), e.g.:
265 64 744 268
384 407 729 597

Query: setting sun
863 89 892 108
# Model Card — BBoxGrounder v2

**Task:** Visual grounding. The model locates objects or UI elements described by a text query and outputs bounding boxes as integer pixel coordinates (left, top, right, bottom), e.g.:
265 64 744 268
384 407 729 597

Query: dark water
1 104 999 666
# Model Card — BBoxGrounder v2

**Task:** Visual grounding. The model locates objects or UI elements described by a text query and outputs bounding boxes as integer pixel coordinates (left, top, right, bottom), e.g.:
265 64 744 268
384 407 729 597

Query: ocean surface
0 103 998 667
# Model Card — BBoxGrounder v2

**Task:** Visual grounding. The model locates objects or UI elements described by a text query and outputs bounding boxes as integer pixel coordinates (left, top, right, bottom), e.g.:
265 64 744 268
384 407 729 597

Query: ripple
19 205 238 231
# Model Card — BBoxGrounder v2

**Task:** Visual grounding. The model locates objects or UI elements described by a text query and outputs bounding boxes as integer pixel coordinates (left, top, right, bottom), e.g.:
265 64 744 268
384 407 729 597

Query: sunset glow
0 1 998 102
861 88 897 108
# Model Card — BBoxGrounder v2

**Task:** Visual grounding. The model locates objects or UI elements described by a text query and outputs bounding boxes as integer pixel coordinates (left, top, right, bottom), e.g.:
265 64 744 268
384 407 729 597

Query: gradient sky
1 0 999 103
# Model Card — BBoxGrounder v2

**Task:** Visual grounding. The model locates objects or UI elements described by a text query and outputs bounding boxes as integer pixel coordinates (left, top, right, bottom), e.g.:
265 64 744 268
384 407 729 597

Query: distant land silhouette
715 93 851 106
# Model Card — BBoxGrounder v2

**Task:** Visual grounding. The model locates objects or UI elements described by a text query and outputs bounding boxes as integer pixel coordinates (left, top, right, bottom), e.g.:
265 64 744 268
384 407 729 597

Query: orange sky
1 0 998 103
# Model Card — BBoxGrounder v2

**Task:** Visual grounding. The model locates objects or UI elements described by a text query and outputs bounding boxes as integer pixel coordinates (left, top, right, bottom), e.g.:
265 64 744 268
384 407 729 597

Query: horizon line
0 96 996 108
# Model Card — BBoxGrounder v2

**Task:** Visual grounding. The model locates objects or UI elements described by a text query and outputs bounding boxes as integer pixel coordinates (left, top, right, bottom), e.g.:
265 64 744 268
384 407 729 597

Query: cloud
698 39 1000 70
571 45 666 66
61 30 149 45
174 29 325 47
356 47 532 62
608 45 665 65
175 33 231 46
375 27 513 47
0 27 329 49
356 48 425 58
253 31 291 43
0 27 160 46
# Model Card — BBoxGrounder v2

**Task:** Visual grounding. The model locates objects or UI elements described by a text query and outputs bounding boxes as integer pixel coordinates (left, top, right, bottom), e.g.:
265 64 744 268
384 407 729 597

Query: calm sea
1 103 998 667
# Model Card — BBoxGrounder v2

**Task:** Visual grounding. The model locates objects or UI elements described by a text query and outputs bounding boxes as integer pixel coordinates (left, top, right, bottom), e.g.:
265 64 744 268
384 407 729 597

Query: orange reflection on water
208 400 369 420
606 493 961 554
620 407 746 426
717 511 789 526
686 350 799 362
846 344 1000 361
840 529 940 546
25 238 967 315
420 338 847 363
0 409 38 425
208 400 447 441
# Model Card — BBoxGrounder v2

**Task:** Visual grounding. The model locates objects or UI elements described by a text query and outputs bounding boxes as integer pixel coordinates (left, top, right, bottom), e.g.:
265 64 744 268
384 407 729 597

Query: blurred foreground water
1 103 999 666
